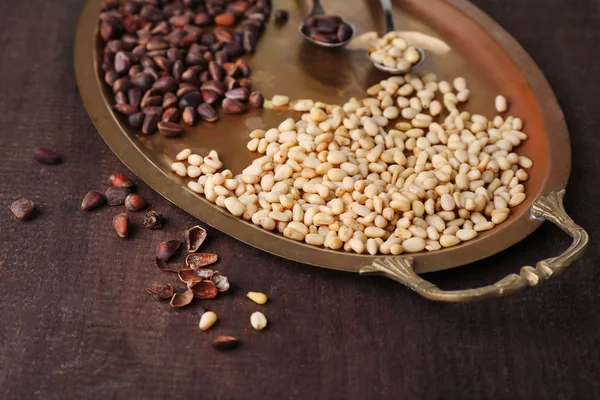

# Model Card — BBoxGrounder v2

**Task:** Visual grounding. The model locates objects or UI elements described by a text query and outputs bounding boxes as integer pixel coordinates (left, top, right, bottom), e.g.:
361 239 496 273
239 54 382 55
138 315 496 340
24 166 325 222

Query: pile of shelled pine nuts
172 72 532 255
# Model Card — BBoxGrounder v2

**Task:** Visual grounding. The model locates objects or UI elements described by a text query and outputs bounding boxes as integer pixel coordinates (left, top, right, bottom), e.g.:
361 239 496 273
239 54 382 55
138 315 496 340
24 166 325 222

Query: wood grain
0 0 598 398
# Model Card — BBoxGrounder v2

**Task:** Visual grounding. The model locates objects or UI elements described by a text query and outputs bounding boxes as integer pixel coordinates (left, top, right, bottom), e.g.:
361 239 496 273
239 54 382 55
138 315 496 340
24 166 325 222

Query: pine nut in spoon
368 0 425 74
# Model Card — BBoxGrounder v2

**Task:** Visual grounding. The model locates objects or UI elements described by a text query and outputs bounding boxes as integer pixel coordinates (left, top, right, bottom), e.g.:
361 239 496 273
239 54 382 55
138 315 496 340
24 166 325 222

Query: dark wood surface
1 0 599 398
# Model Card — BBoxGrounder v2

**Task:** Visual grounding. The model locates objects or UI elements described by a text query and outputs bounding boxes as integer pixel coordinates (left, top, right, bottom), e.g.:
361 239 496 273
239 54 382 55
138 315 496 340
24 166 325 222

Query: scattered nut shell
147 283 174 299
211 272 230 293
143 210 163 229
186 253 218 269
185 225 207 252
190 280 218 299
10 199 35 220
250 311 267 331
156 240 181 262
247 291 268 305
170 289 194 308
178 268 215 283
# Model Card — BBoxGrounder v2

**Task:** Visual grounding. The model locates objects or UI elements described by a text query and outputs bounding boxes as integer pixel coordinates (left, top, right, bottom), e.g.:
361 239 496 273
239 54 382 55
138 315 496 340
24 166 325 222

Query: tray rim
74 0 571 274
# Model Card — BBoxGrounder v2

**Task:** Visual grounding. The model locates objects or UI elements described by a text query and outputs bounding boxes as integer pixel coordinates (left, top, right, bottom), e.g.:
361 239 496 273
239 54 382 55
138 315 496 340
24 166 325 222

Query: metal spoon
299 0 356 48
369 0 425 73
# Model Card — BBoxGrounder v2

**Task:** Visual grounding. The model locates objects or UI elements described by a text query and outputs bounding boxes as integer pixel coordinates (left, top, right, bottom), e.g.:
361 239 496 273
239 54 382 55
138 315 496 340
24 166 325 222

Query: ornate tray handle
359 190 589 303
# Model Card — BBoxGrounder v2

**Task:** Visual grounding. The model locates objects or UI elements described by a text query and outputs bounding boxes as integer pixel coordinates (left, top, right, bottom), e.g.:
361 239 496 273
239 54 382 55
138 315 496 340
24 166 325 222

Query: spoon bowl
368 47 425 74
299 21 357 48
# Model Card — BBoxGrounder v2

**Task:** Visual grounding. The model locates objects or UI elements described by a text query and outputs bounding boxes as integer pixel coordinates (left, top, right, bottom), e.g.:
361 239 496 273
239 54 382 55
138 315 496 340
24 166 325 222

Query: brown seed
100 16 122 42
131 72 154 91
143 210 163 229
142 112 160 135
212 336 239 350
177 85 198 98
182 107 197 126
235 59 251 77
162 108 180 123
158 121 183 137
179 91 203 108
141 94 162 108
208 61 224 81
114 51 132 74
249 91 264 108
124 194 146 211
186 253 218 269
128 112 144 128
193 12 213 26
113 77 132 94
224 76 238 91
33 147 61 165
109 173 135 188
128 65 143 77
172 60 184 82
214 27 233 43
214 50 228 65
185 51 206 66
114 103 139 116
162 92 178 109
128 88 142 108
201 80 225 95
142 106 163 115
221 64 239 77
112 213 129 238
212 272 230 293
214 12 236 26
105 186 132 206
190 280 218 299
115 91 127 105
156 240 181 262
146 36 169 51
200 90 219 105
147 283 174 300
242 26 259 53
152 76 176 93
225 87 249 102
223 98 247 114
170 289 194 308
337 23 353 42
178 268 215 283
237 78 252 91
314 15 343 32
185 225 208 252
181 66 202 84
81 190 106 211
104 70 119 87
197 103 218 122
10 199 35 220
274 9 289 23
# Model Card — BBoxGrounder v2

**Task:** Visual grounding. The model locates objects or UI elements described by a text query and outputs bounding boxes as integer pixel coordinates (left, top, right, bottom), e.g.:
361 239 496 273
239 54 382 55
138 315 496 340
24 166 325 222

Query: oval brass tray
75 0 588 302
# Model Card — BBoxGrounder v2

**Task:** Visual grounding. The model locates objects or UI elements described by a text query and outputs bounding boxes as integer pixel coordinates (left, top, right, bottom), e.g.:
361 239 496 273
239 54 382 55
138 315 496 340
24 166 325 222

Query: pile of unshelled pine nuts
172 72 532 255
369 32 422 71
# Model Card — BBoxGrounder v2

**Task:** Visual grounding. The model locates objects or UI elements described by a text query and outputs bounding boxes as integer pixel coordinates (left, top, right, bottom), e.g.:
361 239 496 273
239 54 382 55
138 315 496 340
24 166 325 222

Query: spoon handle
379 0 395 34
310 0 326 17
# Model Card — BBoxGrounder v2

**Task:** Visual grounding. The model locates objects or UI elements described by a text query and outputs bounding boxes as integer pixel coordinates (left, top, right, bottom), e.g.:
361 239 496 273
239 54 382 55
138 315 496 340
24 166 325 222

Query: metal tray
75 0 588 302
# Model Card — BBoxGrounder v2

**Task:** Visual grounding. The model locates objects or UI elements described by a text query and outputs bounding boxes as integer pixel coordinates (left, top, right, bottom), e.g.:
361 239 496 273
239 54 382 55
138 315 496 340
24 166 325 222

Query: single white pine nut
250 311 268 331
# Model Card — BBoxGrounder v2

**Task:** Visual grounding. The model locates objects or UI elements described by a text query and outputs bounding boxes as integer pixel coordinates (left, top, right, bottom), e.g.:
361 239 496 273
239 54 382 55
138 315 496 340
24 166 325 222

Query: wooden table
1 0 598 398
